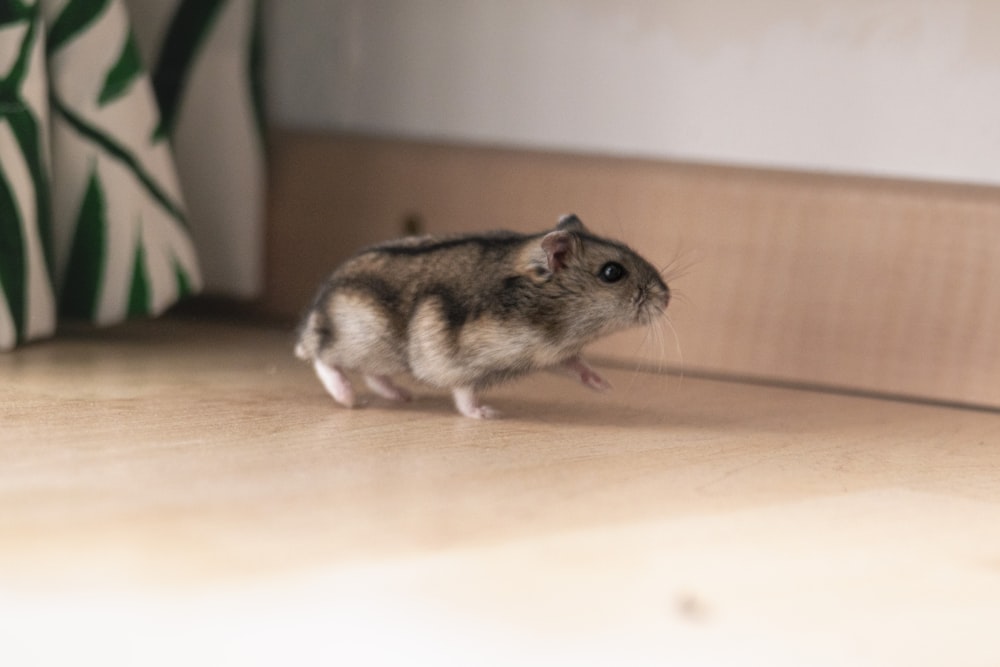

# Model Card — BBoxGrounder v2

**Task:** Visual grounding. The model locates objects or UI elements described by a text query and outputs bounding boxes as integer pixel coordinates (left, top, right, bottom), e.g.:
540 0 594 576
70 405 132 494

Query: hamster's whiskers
666 287 693 309
659 247 699 284
627 323 654 394
628 310 677 381
663 313 684 383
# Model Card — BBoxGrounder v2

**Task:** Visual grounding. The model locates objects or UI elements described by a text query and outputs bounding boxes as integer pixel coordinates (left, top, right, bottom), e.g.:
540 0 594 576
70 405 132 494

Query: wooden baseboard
262 130 1000 409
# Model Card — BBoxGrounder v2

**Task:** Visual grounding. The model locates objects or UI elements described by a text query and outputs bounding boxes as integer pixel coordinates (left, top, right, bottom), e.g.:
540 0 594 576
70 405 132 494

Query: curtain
0 0 264 350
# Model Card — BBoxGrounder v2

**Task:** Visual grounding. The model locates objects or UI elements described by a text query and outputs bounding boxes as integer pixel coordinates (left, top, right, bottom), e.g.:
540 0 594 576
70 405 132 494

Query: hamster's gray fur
295 214 670 418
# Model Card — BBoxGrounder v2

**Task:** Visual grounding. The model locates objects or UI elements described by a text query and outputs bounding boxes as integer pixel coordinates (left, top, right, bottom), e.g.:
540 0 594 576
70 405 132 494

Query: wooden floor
3 317 1000 666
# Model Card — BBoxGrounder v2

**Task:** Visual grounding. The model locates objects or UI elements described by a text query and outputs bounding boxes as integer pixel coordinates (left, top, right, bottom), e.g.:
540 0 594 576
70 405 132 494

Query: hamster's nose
663 285 671 309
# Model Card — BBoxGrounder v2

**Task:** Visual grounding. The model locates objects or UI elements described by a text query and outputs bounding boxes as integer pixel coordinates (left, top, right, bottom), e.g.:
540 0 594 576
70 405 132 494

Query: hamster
295 214 670 418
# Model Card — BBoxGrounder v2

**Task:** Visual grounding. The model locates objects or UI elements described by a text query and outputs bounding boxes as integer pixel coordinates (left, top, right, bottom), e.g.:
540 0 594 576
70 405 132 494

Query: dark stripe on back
372 231 528 257
332 274 402 312
368 229 631 261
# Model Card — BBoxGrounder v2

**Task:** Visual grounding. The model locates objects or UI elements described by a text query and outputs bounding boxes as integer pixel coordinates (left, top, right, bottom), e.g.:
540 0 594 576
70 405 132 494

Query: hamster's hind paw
314 360 360 408
452 387 501 419
365 374 413 402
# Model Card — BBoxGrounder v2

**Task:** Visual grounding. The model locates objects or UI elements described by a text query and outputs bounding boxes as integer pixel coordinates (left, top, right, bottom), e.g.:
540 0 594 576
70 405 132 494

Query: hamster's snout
653 277 670 312
637 280 670 323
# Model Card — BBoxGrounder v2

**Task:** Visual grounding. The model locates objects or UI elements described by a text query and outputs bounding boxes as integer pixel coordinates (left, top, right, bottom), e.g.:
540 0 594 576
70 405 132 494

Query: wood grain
261 130 1000 408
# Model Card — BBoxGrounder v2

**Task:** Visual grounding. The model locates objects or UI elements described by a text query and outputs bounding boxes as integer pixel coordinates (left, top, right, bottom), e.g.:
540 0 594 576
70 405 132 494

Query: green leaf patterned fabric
0 0 264 349
98 29 142 106
128 0 266 298
1 0 56 347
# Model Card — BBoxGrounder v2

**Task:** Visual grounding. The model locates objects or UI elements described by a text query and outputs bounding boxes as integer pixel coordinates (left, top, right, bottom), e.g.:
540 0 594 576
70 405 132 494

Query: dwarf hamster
295 214 670 418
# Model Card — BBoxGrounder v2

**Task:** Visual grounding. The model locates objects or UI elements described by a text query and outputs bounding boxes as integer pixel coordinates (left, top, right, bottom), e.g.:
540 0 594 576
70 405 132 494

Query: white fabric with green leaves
0 0 263 350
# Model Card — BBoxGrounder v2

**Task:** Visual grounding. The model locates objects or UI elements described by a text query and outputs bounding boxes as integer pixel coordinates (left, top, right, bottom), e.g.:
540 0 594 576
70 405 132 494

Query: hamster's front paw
564 356 613 392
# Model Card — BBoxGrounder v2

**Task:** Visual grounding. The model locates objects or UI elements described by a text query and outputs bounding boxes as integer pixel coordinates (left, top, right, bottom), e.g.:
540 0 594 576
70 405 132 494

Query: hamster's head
524 214 670 342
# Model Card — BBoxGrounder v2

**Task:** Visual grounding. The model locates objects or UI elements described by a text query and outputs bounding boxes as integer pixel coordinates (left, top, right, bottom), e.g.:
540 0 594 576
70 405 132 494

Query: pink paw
579 366 612 392
365 375 413 402
314 361 358 408
452 387 500 419
564 356 613 392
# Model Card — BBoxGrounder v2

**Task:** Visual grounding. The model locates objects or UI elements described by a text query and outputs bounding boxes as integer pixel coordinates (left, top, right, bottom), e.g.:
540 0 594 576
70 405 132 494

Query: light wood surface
262 130 1000 408
3 318 1000 665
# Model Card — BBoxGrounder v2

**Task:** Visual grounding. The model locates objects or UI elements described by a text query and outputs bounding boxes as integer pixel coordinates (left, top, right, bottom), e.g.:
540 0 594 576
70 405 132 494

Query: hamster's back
295 230 537 378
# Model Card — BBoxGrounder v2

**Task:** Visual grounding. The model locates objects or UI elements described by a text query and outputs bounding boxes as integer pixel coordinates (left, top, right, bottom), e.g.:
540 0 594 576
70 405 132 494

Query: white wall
266 0 1000 185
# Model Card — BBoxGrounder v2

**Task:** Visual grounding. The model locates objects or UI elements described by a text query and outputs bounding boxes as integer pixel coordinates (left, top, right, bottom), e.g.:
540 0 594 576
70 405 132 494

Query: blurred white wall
266 0 1000 185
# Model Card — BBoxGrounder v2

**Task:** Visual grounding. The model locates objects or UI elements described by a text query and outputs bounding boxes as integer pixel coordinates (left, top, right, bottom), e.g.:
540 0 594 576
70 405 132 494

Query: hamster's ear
556 214 587 233
540 230 579 272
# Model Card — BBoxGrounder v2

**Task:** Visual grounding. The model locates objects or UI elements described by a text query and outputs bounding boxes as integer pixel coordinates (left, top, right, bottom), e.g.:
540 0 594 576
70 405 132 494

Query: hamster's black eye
598 262 627 283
